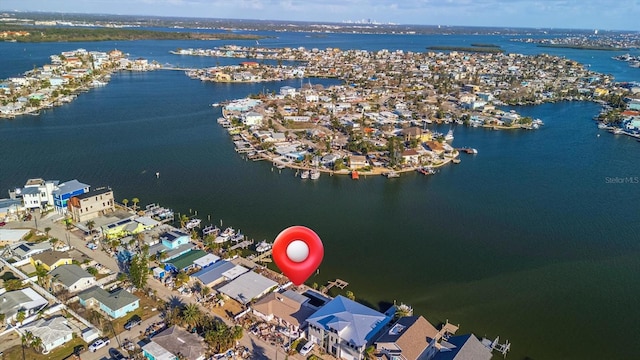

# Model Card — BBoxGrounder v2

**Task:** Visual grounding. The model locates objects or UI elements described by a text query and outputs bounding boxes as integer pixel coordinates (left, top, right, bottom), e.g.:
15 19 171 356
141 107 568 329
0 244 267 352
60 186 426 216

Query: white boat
384 171 400 178
611 128 624 135
256 240 272 253
310 169 320 180
276 163 286 169
185 218 201 230
300 170 310 179
445 129 454 141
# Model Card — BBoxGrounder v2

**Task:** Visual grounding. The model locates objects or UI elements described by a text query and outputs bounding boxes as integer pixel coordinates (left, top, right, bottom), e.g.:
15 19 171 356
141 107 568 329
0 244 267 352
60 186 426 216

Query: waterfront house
374 316 441 360
160 229 190 249
242 111 263 126
193 260 247 288
78 287 139 319
306 295 393 360
280 86 297 97
193 253 220 269
142 325 206 360
425 141 445 155
67 187 115 222
0 288 48 325
401 149 421 165
53 179 90 215
252 290 316 333
21 316 73 353
18 178 58 210
102 217 146 240
349 155 369 170
163 249 207 273
218 271 278 305
401 127 430 142
432 334 493 360
49 264 96 293
30 250 73 271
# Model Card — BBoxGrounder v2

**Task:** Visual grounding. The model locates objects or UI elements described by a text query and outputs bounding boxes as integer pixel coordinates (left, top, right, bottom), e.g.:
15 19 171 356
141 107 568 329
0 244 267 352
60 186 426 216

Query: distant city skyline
2 0 639 31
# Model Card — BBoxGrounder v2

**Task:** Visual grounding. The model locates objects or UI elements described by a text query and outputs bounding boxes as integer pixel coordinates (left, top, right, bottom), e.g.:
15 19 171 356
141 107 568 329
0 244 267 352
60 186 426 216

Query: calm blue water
1 32 640 360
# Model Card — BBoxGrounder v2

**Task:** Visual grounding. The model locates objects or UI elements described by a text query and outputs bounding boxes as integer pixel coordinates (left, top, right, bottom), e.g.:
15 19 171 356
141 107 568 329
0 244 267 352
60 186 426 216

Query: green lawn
111 290 160 332
3 337 86 360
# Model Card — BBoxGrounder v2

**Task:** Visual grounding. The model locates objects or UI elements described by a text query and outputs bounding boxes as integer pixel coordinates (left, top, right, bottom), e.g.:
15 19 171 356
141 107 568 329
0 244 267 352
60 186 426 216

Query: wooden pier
230 239 254 251
322 279 349 293
255 249 273 263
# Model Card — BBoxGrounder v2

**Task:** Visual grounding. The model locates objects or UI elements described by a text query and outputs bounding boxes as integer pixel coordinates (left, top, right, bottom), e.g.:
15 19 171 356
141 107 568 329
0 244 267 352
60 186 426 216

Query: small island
170 45 637 177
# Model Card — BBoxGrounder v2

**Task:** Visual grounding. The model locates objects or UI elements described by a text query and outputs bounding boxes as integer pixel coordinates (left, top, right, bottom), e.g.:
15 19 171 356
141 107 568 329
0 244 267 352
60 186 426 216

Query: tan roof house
375 316 441 360
349 155 369 170
142 325 205 360
252 290 316 332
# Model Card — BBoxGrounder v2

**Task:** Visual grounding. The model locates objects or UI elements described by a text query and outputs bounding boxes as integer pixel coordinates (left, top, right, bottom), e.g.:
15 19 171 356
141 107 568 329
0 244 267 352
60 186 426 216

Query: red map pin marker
272 226 324 286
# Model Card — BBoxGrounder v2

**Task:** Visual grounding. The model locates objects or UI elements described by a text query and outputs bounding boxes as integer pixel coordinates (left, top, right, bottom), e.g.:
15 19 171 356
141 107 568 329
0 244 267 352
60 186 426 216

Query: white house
0 288 48 325
18 178 58 210
280 86 297 97
306 295 393 360
242 111 263 126
21 316 74 354
50 264 97 293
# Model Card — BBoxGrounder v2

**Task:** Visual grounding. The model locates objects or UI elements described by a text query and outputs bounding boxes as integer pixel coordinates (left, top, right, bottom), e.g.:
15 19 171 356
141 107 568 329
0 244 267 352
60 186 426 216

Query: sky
2 0 640 31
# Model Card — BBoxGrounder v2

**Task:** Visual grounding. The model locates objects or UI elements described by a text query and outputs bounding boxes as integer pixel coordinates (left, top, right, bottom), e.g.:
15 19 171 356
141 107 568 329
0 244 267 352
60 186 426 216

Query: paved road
80 314 162 360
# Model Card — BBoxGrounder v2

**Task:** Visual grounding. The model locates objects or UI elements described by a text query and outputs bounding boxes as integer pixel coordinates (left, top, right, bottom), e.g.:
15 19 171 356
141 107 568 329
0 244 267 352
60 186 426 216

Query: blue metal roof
306 295 392 348
193 260 235 285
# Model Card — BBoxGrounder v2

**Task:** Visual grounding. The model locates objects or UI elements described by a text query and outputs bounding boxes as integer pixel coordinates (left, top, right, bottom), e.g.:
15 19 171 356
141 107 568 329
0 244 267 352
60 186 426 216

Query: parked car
109 348 127 360
124 314 142 330
0 221 6 227
73 344 85 355
86 242 98 250
89 338 110 352
299 341 315 356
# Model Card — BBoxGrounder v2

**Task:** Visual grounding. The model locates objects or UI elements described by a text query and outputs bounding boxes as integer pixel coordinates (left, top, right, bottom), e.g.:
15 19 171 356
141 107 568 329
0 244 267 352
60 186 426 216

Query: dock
322 279 349 293
230 239 254 251
254 249 273 263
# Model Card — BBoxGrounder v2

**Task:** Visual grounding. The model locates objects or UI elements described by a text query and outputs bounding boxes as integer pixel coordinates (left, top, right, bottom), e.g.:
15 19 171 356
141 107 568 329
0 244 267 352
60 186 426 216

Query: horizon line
1 9 638 33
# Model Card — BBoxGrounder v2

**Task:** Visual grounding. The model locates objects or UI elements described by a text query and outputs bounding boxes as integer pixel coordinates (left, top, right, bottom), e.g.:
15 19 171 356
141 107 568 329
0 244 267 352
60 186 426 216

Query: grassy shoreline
0 25 266 42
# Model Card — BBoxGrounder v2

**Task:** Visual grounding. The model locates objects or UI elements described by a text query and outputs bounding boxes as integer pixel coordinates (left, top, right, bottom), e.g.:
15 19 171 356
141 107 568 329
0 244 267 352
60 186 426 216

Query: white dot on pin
286 240 310 262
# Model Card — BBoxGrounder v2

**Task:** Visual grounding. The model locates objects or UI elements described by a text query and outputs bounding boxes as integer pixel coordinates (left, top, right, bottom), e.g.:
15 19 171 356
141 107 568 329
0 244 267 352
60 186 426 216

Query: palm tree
394 302 414 319
21 330 33 360
85 220 95 234
131 197 140 211
181 303 202 330
200 286 211 301
16 310 26 325
179 214 189 229
175 272 189 287
122 198 129 209
30 336 43 354
35 263 48 287
364 345 377 360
